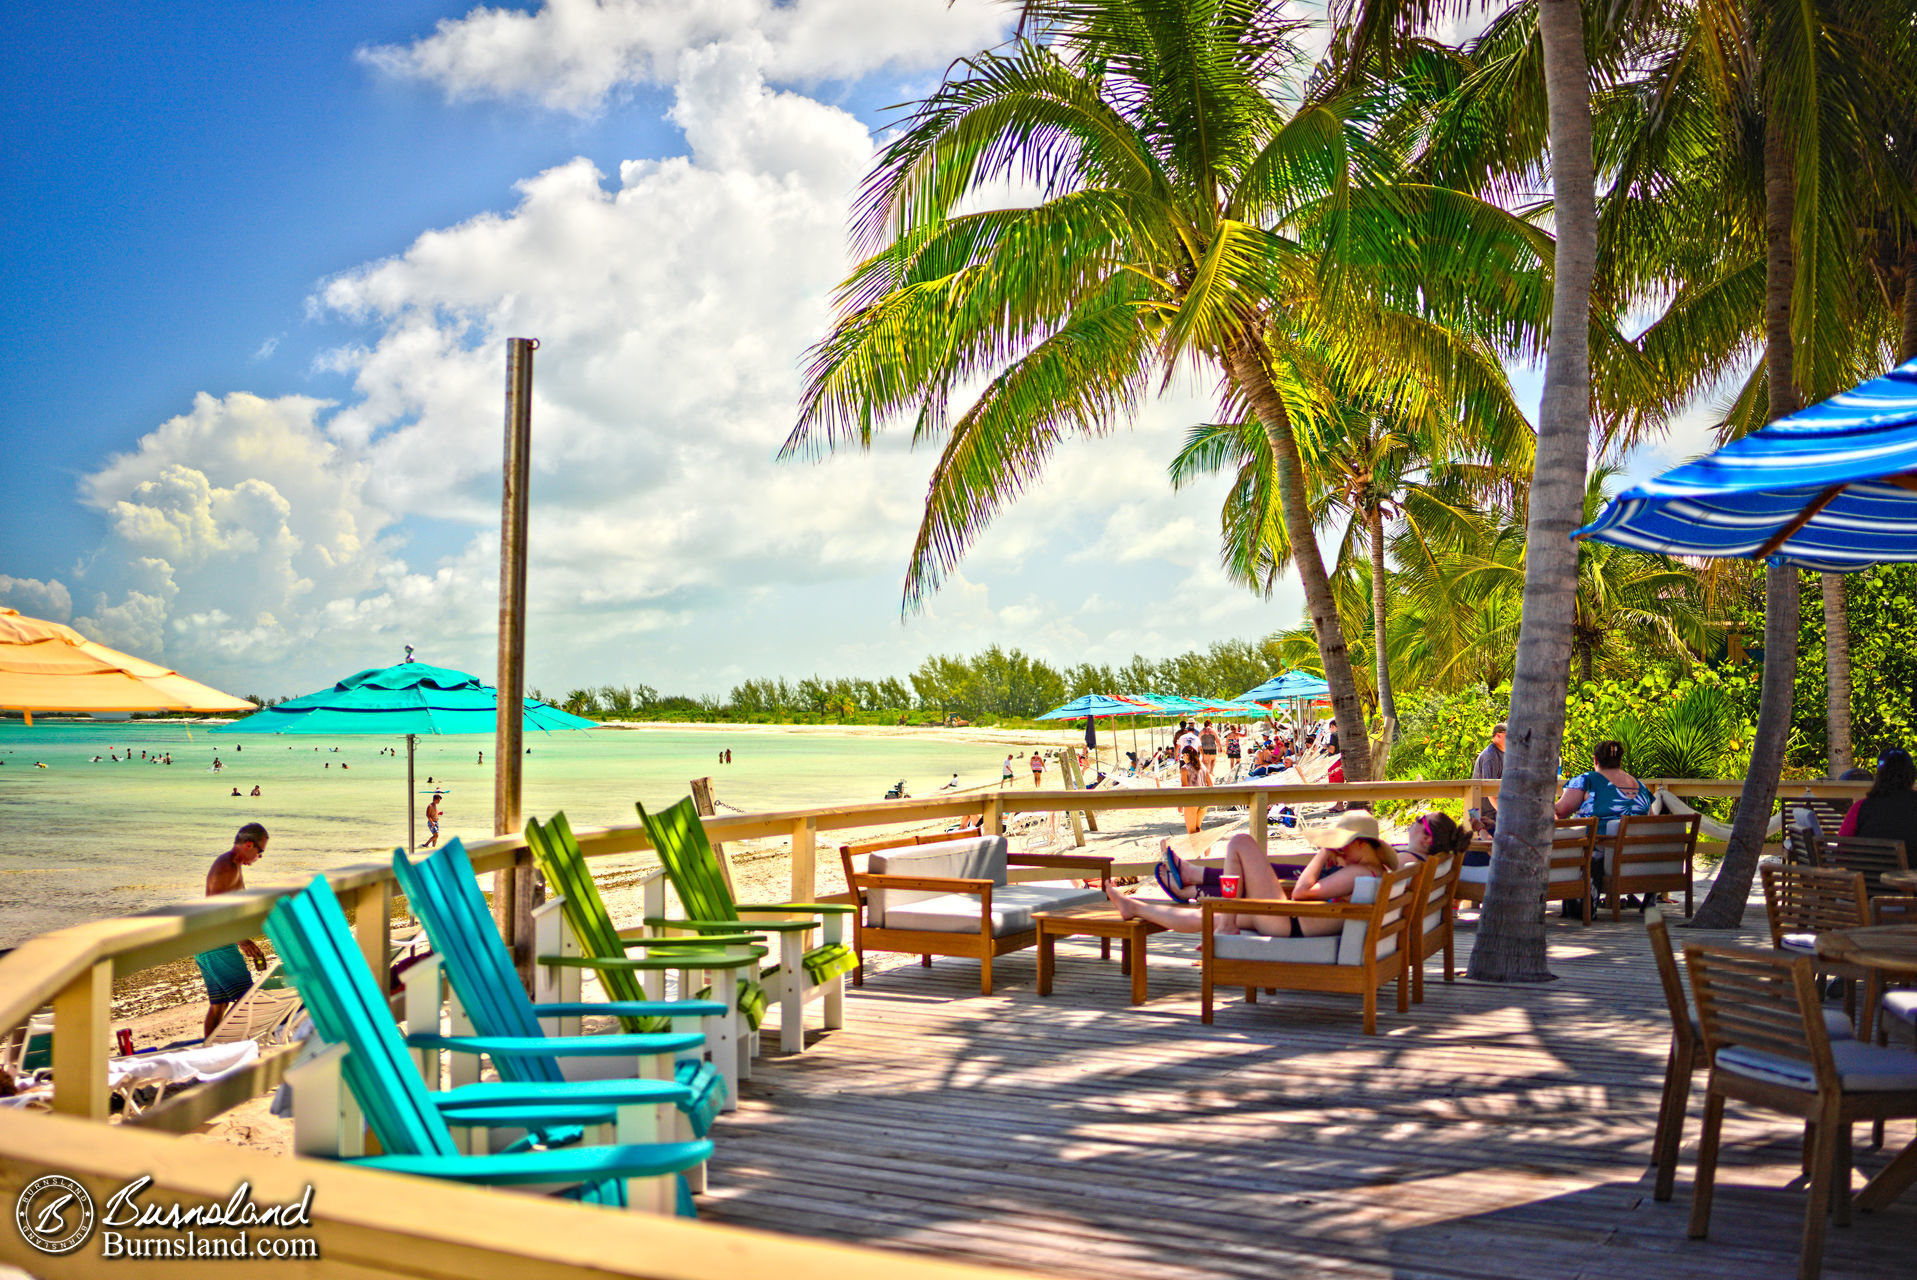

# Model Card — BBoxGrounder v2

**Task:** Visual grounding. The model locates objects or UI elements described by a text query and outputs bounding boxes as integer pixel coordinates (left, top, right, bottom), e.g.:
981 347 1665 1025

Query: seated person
1837 748 1917 844
1400 810 1473 864
1110 814 1397 938
1555 738 1652 896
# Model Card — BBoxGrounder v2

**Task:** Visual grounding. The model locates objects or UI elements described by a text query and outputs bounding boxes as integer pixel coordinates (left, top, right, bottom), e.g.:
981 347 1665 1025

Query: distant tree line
544 636 1294 724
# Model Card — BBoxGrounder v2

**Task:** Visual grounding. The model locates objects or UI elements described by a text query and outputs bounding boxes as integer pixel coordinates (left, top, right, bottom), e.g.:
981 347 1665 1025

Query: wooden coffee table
1034 903 1167 1005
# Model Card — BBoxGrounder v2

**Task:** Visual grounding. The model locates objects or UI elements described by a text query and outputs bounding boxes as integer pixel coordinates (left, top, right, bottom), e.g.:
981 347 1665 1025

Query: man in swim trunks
424 792 444 849
196 822 269 1039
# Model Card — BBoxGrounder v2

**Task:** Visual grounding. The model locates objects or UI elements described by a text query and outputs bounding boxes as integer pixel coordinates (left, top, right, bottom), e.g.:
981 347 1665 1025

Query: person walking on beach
424 792 444 849
1002 754 1015 786
1030 750 1045 787
196 823 269 1039
1198 722 1220 776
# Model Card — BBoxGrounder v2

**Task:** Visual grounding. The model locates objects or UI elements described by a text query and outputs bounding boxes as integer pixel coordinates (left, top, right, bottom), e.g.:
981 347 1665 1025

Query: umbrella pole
407 734 417 851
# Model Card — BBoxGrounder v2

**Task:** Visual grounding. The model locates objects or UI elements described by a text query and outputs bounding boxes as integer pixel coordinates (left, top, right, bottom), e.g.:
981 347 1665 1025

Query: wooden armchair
1684 944 1917 1280
1199 863 1420 1035
1406 848 1463 1003
1597 812 1700 920
838 833 1112 995
1453 818 1595 923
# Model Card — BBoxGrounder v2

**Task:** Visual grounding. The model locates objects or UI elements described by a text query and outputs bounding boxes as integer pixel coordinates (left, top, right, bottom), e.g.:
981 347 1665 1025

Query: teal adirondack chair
638 798 857 1053
393 838 741 1132
527 813 770 1087
264 875 709 1215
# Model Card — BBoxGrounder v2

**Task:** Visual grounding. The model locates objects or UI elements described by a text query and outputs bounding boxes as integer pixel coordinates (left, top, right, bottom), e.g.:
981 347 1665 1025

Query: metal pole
407 734 416 851
495 337 537 982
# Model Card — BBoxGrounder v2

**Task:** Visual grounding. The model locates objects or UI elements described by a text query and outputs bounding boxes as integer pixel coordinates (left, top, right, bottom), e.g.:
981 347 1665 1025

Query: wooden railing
0 1108 1032 1279
0 775 1867 1124
0 775 1867 1275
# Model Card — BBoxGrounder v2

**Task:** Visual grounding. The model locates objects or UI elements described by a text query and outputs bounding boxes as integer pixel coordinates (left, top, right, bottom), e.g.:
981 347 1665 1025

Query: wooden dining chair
1760 863 1870 953
1684 945 1917 1280
1808 836 1910 898
1646 907 1857 1202
1645 906 1701 1202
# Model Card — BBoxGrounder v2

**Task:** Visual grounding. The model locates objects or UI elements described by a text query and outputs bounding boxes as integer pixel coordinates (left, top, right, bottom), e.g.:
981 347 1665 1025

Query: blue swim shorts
195 943 253 1005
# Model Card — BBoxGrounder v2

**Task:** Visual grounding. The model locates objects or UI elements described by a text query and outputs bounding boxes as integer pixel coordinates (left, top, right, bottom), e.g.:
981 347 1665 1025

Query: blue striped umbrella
1576 359 1917 568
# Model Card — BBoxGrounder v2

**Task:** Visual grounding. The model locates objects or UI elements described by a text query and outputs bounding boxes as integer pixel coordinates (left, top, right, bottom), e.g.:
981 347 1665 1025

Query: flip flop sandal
1154 863 1193 903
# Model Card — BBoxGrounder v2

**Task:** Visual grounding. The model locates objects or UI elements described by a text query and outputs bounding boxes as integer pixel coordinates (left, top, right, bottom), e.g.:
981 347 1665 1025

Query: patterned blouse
1565 770 1653 835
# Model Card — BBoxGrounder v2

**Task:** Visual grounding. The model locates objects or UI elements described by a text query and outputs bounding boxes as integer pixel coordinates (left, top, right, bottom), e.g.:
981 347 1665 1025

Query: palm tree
1170 363 1527 743
1455 0 1599 982
1597 0 1903 927
783 0 1553 785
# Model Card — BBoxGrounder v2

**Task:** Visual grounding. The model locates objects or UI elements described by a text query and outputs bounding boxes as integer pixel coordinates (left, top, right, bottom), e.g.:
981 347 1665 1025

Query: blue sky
1 2 1707 702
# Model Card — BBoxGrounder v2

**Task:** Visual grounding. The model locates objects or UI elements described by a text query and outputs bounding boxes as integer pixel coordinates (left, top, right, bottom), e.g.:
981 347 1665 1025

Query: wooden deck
702 906 1915 1280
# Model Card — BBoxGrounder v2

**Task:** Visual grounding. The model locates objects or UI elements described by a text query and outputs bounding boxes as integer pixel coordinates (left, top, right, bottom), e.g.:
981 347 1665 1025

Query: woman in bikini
1109 813 1398 939
1178 745 1211 835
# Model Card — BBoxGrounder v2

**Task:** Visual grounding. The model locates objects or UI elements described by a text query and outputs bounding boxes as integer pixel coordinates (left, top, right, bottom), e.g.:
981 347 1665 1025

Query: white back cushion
866 836 1009 926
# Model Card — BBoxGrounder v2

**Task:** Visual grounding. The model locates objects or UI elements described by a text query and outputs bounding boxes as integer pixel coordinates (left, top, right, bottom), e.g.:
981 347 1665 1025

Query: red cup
116 1028 134 1056
1219 875 1242 899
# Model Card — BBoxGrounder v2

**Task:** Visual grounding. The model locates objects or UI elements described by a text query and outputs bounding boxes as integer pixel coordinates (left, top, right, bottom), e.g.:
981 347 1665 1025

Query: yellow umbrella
0 608 254 725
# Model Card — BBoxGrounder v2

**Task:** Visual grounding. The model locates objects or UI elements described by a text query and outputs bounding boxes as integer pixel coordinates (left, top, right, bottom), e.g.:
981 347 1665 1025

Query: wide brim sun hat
1301 812 1384 848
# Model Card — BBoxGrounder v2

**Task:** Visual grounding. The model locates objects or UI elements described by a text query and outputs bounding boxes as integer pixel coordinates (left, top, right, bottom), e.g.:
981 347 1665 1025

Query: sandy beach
92 769 1346 1157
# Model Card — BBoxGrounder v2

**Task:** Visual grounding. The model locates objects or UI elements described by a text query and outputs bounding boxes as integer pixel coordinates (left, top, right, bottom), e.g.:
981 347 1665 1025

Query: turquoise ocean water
0 722 1025 947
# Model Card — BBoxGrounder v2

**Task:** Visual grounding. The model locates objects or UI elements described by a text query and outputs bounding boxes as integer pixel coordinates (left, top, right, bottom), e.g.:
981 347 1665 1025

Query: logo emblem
16 1174 95 1255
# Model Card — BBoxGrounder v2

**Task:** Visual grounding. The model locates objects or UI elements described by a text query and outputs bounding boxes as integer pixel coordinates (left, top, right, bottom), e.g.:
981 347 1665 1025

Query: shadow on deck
703 909 1915 1280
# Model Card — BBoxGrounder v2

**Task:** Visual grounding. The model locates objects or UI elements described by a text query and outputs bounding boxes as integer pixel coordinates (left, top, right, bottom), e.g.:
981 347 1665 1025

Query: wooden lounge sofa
1199 863 1420 1035
1597 812 1700 920
1406 847 1464 1003
838 833 1111 995
1454 818 1596 923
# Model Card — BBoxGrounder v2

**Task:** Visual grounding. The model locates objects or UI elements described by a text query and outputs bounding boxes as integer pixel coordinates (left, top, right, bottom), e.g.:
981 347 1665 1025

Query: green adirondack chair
527 812 770 1085
638 798 857 1054
393 838 738 1140
264 874 709 1215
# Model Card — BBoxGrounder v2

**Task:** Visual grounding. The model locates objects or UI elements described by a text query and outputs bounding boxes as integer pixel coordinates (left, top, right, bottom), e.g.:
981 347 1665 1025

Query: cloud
0 575 73 622
359 0 1010 114
32 18 1314 698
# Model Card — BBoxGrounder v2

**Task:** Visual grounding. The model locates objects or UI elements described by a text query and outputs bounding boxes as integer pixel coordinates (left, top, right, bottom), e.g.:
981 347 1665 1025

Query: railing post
1251 790 1268 854
790 817 817 902
52 959 112 1119
354 881 394 996
983 793 1003 835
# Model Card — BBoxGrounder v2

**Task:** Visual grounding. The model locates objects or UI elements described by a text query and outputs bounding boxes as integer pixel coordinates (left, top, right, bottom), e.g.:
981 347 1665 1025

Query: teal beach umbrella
214 652 597 849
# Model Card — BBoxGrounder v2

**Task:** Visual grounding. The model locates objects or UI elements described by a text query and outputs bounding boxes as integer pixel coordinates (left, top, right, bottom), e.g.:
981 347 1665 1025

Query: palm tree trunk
1692 87 1802 929
1578 642 1593 687
1367 502 1396 752
1822 573 1851 773
1465 0 1595 984
1226 336 1374 784
1903 248 1917 365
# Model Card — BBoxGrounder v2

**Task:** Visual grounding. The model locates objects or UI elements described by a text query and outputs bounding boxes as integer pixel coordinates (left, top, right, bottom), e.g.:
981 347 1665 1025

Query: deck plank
701 905 1917 1280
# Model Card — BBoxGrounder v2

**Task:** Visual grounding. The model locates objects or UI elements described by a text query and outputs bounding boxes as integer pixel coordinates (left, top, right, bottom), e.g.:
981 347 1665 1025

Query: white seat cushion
1716 1038 1917 1092
1213 932 1339 964
1883 990 1917 1027
881 882 1104 937
866 836 1009 927
1779 933 1819 953
1458 865 1490 885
